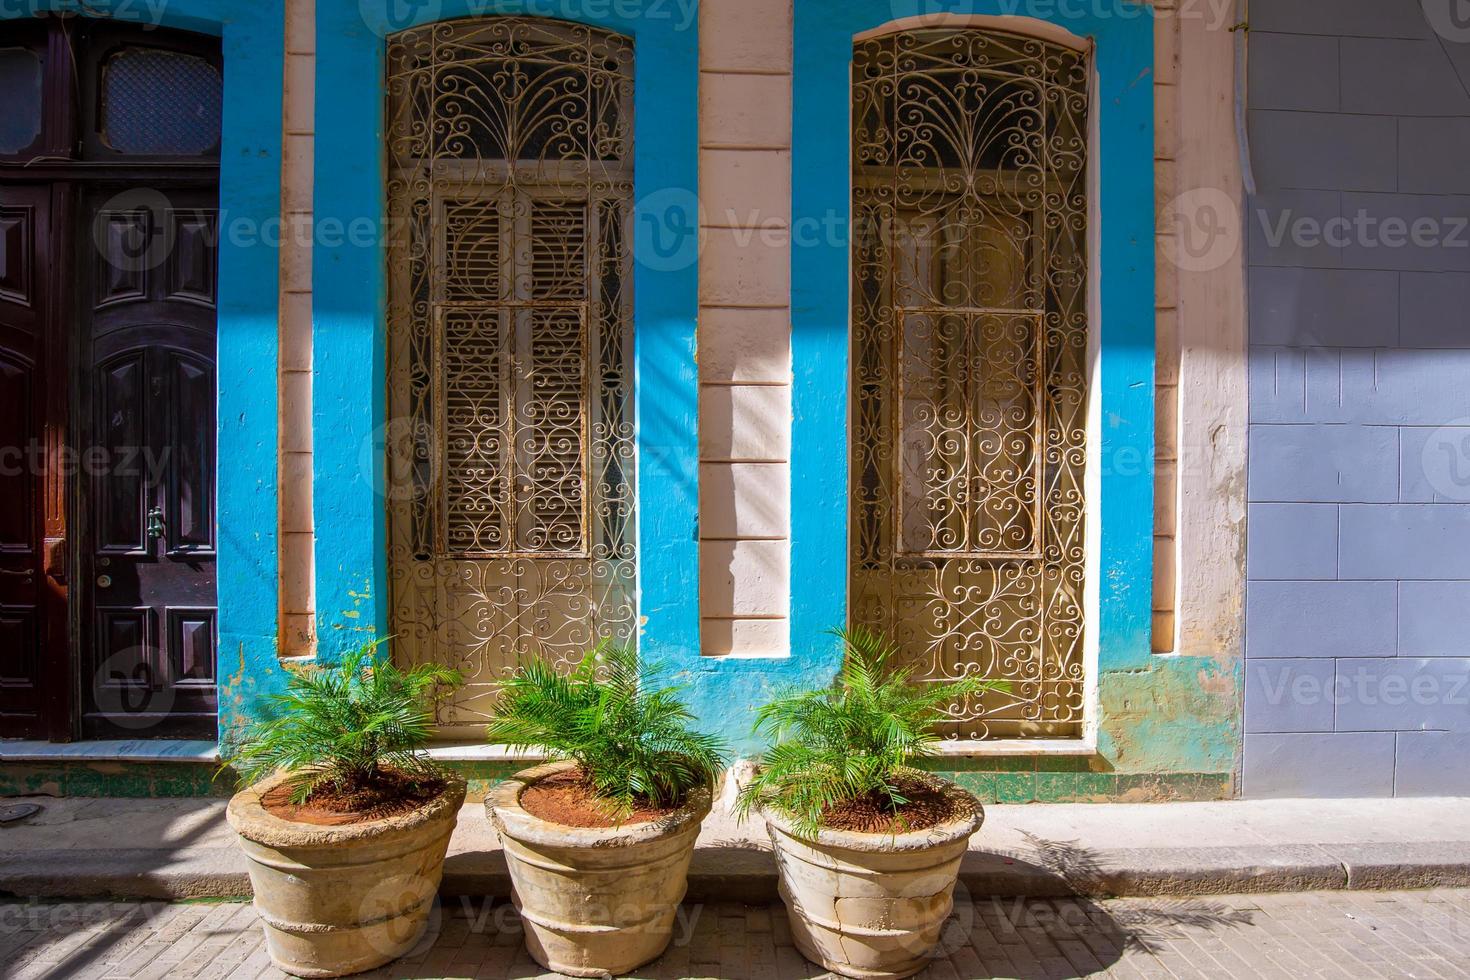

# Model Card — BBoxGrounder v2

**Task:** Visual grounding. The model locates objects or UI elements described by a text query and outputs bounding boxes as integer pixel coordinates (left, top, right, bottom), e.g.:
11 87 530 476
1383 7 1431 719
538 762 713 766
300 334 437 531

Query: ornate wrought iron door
386 18 635 734
850 28 1091 740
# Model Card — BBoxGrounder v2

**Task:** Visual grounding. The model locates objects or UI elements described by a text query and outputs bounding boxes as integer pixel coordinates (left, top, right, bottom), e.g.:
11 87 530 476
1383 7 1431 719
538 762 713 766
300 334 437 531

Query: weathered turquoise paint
308 0 706 699
0 1 286 751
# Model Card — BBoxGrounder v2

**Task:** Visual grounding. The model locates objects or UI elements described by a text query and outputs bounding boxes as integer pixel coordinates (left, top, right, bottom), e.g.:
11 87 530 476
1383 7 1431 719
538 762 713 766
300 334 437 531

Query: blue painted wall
1244 0 1470 797
787 2 1205 774
791 0 1156 676
298 0 1164 756
215 0 1239 779
308 0 708 718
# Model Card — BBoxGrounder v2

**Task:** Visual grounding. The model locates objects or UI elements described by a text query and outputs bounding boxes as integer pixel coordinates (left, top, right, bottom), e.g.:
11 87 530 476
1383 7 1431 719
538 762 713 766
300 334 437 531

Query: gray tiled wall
1244 0 1470 798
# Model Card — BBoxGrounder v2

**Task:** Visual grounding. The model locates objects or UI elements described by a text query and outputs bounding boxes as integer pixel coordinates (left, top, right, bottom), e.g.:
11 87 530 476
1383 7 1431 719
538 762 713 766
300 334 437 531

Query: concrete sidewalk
2 795 1468 902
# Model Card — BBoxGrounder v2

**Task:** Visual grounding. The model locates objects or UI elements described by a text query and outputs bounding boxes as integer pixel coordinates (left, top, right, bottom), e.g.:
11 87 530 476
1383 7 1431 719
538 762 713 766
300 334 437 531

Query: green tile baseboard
0 761 233 799
934 766 1232 803
3 758 1231 803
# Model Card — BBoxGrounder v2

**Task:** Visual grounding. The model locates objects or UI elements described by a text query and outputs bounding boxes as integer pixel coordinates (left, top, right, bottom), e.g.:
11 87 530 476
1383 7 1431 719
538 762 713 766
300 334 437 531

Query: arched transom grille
849 28 1091 740
385 17 635 734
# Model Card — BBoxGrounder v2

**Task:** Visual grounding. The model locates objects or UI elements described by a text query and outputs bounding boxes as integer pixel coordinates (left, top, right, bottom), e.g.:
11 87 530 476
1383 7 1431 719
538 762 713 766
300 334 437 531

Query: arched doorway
384 17 637 735
848 26 1092 741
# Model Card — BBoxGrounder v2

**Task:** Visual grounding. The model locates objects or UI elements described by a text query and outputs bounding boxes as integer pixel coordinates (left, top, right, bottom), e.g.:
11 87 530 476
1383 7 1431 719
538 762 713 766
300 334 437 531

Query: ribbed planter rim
761 777 983 852
488 760 712 848
227 770 467 849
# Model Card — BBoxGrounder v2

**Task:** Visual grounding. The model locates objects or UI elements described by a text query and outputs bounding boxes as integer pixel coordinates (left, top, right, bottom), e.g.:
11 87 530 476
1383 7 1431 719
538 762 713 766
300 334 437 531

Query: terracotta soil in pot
259 770 445 827
518 768 681 828
820 776 971 834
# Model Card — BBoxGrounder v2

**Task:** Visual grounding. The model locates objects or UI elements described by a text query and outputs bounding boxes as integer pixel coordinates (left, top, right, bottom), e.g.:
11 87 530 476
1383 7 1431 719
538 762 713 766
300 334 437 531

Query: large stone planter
763 780 983 980
227 772 466 978
487 761 711 977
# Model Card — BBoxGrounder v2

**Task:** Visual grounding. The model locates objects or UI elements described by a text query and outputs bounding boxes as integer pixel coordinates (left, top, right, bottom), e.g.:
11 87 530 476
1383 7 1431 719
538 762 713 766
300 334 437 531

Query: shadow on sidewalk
949 832 1258 977
2 830 1261 979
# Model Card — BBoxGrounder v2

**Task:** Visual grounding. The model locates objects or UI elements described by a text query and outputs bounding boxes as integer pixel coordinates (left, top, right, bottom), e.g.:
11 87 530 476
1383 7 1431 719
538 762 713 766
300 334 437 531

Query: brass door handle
147 506 166 541
0 568 35 577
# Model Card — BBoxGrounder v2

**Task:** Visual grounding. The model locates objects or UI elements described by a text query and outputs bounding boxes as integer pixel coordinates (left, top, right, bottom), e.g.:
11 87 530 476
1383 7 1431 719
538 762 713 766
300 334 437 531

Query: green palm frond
485 643 729 816
736 625 1010 837
226 636 462 803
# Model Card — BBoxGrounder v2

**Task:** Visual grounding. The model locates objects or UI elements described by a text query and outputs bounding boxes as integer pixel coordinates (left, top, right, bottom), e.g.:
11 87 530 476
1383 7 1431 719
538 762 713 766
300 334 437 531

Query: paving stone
6 892 1470 979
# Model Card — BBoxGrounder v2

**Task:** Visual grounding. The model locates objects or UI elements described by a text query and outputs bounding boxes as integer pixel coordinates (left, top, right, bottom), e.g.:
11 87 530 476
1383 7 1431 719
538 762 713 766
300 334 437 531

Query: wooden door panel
0 354 34 553
0 185 49 737
0 205 36 303
93 210 148 307
95 351 150 554
80 186 218 738
91 605 155 721
166 211 217 306
5 17 224 741
0 607 39 689
166 607 215 688
164 351 215 553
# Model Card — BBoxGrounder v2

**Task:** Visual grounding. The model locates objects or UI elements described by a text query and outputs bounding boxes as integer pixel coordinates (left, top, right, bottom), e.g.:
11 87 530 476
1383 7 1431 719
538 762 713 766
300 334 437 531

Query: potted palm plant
484 645 728 977
737 627 1003 980
225 639 464 978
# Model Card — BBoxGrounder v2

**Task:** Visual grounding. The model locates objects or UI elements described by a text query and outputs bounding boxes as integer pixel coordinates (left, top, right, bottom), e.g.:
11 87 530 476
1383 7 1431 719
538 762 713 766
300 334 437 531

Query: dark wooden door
79 187 218 738
0 183 53 738
2 16 223 740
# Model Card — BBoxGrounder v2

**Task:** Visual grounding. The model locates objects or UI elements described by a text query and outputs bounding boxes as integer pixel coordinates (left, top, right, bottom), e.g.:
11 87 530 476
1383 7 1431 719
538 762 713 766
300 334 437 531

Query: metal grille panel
850 28 1090 741
101 48 221 155
386 18 635 733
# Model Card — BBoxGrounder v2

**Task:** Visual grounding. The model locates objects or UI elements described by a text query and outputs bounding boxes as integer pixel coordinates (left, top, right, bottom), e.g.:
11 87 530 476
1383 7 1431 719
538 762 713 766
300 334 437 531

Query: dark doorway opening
0 16 221 740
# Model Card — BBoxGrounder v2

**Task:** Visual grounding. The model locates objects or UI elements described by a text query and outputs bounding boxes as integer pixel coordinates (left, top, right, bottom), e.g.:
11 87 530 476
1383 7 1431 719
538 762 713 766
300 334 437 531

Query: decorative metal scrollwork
386 17 636 734
849 28 1091 740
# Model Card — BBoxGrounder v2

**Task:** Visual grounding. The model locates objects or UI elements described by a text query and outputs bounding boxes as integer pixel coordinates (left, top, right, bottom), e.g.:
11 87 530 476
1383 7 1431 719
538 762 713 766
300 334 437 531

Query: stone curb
5 841 1470 904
